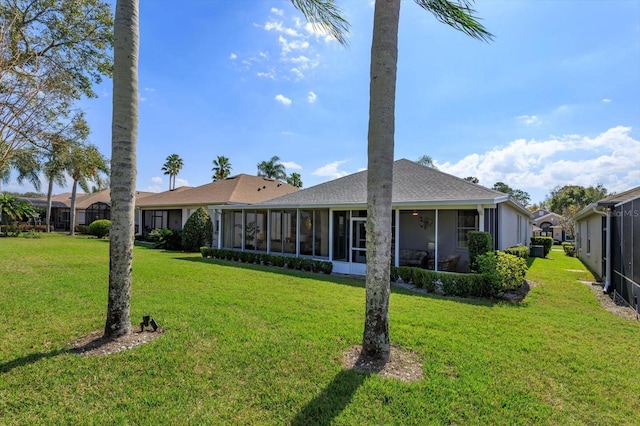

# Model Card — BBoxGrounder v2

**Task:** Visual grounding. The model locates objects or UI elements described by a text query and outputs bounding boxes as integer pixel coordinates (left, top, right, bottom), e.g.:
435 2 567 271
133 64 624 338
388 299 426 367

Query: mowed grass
1 235 639 424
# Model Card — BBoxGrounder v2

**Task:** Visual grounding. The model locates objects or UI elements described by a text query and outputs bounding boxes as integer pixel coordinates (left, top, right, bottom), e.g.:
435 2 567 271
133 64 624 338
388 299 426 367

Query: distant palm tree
66 143 109 235
286 172 303 188
0 147 42 193
211 155 232 181
257 155 286 180
162 153 183 190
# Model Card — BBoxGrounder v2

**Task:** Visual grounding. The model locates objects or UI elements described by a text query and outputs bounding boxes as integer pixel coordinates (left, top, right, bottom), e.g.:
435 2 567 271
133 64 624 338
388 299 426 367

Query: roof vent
257 187 261 191
263 185 266 189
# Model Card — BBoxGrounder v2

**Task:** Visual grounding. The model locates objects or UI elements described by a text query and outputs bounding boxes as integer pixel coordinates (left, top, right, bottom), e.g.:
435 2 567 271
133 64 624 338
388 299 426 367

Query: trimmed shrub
504 245 529 260
149 228 182 250
562 242 576 257
390 265 399 283
468 231 492 272
182 207 213 252
88 219 110 238
530 236 553 257
77 225 90 234
397 266 413 284
477 251 527 293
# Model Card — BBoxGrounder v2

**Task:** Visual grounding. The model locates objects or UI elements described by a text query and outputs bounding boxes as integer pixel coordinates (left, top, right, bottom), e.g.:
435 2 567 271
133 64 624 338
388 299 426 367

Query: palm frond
415 0 494 42
290 0 351 46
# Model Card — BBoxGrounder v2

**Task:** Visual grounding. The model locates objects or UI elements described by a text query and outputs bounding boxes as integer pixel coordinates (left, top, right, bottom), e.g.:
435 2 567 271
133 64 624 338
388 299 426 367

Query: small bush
397 266 413 284
530 236 553 257
468 231 493 272
504 245 529 260
562 242 576 257
149 228 182 250
88 220 110 238
77 225 90 235
182 207 213 252
390 265 399 283
477 251 527 293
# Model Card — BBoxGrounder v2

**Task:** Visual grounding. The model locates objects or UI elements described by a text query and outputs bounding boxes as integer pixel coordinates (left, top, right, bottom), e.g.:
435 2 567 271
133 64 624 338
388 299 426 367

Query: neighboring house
574 185 640 311
136 174 299 247
531 209 569 242
23 190 154 231
216 159 532 275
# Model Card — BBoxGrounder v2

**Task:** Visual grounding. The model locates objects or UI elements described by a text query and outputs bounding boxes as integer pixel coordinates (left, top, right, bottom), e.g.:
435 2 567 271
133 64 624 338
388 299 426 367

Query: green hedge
562 242 576 257
477 251 527 293
394 265 495 297
200 248 333 275
530 236 553 257
88 219 110 238
468 231 492 272
504 245 529 260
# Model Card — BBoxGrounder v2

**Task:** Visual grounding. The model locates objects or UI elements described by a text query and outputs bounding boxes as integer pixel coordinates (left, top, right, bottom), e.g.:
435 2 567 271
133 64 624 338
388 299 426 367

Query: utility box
530 245 545 258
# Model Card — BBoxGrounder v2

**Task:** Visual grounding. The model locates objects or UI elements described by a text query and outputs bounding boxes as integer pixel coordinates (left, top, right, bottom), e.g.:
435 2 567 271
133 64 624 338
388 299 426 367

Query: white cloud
282 161 302 170
151 176 162 184
304 22 337 42
144 87 156 92
307 91 317 103
278 35 309 53
438 126 640 198
290 68 304 79
602 98 612 103
229 52 237 60
145 176 163 192
270 7 283 16
257 70 275 79
517 115 541 126
274 94 292 106
312 160 350 179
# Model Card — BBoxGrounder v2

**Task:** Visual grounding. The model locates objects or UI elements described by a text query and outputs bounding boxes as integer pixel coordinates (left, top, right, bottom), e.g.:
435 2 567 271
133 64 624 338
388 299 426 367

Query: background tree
416 154 437 169
492 181 530 207
257 155 286 180
211 155 232 181
0 193 35 235
547 184 609 214
105 0 138 340
286 172 303 188
0 147 41 192
0 0 112 172
464 176 479 183
162 153 183 190
363 0 492 363
182 206 213 252
66 143 109 235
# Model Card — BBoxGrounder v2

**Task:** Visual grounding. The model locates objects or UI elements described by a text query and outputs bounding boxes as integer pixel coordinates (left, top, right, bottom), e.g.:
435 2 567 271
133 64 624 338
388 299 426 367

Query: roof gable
136 174 299 208
255 159 507 207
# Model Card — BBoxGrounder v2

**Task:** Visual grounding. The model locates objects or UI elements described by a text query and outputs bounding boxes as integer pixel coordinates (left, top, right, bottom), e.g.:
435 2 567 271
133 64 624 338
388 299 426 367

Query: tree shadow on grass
0 348 69 374
291 368 369 426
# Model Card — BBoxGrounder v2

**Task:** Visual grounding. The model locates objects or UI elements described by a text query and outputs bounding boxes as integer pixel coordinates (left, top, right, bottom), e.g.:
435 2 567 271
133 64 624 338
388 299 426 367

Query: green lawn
1 234 638 424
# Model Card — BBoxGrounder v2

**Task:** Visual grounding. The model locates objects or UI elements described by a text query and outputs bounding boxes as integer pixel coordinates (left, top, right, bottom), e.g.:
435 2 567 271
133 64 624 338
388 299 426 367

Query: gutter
591 206 611 292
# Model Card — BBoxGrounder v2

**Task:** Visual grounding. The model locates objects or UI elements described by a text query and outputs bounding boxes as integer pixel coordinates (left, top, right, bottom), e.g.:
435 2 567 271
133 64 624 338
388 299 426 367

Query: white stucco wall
498 204 531 249
575 213 604 279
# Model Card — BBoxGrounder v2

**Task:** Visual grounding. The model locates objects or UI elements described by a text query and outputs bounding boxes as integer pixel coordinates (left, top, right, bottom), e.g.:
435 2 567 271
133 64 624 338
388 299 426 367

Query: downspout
591 206 610 292
434 209 439 272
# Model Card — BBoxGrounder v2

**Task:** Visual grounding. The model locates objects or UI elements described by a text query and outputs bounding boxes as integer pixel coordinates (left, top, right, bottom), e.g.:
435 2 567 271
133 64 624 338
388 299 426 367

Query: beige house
531 209 569 242
136 174 299 247
217 159 532 275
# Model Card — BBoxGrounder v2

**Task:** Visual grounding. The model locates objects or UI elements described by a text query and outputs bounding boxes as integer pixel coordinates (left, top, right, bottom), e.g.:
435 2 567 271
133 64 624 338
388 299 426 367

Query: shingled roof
254 159 509 208
136 174 299 208
597 185 640 206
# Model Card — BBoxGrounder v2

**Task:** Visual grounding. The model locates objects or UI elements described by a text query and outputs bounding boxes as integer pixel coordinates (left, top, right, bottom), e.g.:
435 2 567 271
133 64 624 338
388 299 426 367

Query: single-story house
531 209 570 242
136 174 299 246
214 159 532 275
21 190 154 231
574 185 640 310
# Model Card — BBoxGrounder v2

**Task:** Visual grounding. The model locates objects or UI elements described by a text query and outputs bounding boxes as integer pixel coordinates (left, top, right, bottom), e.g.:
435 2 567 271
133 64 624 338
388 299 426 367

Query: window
457 210 478 248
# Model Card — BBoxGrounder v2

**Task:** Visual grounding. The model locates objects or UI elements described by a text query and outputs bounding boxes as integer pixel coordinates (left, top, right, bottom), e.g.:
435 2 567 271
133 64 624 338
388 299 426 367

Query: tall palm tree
211 155 232 181
162 153 183 190
257 155 287 180
105 0 139 339
362 0 492 362
286 172 303 188
66 143 109 236
0 147 42 193
43 138 71 232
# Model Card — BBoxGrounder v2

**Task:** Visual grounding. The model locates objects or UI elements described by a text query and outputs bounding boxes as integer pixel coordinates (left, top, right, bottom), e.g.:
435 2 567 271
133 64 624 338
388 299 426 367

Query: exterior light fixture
412 211 418 216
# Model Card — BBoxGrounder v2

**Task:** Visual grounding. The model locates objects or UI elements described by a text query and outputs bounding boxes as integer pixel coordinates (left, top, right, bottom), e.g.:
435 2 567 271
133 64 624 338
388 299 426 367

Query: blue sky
7 0 640 204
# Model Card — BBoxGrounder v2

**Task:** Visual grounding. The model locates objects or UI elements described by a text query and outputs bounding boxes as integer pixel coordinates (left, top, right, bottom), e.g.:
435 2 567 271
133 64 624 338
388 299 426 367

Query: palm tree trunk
45 177 53 232
69 180 78 236
105 0 139 339
362 0 400 362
